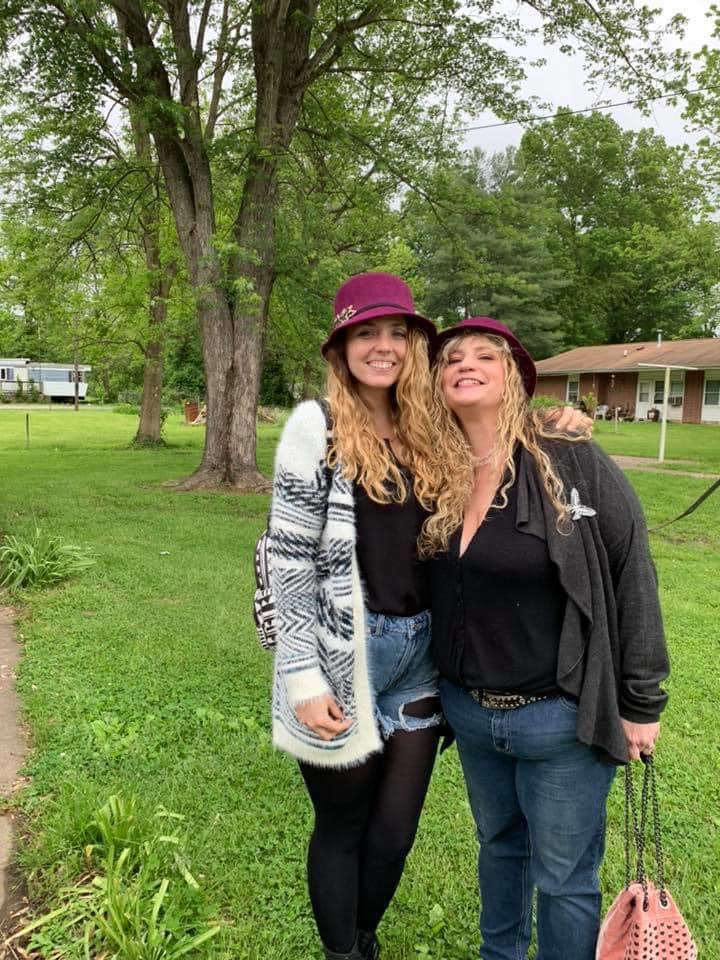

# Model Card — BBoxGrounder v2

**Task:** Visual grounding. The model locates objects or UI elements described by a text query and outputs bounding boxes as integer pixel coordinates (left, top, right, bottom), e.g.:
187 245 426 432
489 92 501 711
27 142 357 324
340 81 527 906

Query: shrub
531 394 566 409
27 378 42 403
113 403 141 415
581 392 598 418
0 529 95 589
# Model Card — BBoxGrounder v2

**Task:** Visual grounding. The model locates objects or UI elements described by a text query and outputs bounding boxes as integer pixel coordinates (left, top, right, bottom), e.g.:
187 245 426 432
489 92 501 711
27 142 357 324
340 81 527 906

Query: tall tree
0 68 180 439
0 1 687 487
518 111 719 344
403 148 568 358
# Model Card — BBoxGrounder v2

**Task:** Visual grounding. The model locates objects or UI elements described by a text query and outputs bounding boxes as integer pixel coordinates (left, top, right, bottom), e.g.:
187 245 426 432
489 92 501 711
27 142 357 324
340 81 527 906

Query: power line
461 85 717 132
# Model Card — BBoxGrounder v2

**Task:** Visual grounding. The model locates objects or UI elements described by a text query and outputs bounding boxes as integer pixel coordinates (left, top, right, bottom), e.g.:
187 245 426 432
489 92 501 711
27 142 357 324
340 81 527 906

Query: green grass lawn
592 418 720 473
1 408 718 959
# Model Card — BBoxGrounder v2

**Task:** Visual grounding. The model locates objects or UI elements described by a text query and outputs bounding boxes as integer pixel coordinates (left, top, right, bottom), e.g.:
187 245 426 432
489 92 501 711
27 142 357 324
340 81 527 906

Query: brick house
535 338 720 424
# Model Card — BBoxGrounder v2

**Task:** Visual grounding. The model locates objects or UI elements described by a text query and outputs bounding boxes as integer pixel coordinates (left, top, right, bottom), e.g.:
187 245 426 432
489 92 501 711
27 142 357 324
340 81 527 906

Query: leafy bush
113 403 141 415
0 529 95 589
531 393 566 409
581 391 598 417
10 794 221 960
27 378 42 403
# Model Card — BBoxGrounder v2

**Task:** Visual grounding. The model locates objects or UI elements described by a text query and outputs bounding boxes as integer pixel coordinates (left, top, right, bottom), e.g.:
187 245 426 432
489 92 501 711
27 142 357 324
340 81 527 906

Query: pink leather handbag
596 758 697 960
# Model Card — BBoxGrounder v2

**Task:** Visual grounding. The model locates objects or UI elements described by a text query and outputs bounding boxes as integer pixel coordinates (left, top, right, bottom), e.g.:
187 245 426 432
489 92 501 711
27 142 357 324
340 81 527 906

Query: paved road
611 455 719 480
0 608 26 926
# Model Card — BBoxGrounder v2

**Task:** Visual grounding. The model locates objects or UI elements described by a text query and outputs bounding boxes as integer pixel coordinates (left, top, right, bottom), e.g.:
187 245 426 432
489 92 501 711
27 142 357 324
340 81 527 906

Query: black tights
299 701 440 953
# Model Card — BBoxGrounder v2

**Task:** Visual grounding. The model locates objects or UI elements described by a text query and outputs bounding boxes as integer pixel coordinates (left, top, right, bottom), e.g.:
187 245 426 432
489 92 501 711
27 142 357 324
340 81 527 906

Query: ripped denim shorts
366 609 443 739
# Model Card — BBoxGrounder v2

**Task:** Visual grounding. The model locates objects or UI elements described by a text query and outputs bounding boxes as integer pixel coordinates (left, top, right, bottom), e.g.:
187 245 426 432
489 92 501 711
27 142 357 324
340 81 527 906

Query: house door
636 376 684 420
636 378 654 420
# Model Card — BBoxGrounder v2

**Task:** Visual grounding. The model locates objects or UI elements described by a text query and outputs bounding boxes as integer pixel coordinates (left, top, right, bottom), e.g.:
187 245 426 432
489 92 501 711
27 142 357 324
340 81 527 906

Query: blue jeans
440 679 615 960
366 610 442 739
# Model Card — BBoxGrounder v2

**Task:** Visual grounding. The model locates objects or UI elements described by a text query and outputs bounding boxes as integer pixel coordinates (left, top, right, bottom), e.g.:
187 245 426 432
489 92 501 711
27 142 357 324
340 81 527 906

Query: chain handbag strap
645 755 668 905
624 755 667 909
624 761 648 905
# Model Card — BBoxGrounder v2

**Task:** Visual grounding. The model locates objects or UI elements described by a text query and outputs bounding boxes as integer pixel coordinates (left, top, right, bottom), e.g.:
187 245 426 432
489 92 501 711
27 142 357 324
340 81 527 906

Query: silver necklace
471 446 496 468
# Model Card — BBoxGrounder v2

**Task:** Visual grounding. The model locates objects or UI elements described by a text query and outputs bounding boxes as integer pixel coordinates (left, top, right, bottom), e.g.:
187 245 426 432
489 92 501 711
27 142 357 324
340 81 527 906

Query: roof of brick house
535 338 720 375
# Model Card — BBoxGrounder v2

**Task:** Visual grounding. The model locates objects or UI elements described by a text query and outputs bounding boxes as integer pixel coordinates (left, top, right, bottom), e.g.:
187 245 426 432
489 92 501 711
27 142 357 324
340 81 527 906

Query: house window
653 379 683 405
567 378 579 404
638 381 650 403
0 368 12 381
705 380 720 406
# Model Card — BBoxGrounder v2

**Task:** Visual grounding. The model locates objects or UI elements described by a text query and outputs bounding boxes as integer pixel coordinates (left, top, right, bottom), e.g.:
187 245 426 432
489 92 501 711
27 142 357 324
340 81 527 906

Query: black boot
357 930 380 960
323 940 363 960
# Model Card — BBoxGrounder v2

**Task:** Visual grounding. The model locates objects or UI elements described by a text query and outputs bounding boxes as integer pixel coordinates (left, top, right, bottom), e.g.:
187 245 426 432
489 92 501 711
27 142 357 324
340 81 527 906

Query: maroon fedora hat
321 272 437 357
435 316 537 397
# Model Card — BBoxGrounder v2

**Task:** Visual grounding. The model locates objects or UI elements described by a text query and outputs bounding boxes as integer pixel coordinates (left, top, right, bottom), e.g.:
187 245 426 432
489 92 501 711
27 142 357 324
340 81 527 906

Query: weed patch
8 795 220 960
0 530 95 590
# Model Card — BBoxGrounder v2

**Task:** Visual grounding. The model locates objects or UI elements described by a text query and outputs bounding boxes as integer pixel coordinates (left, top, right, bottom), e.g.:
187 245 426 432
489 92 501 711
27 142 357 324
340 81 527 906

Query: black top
429 459 566 693
355 463 430 616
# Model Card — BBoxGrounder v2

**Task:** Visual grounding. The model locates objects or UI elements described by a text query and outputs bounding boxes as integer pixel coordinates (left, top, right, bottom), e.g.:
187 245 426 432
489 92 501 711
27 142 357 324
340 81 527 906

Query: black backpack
253 401 332 650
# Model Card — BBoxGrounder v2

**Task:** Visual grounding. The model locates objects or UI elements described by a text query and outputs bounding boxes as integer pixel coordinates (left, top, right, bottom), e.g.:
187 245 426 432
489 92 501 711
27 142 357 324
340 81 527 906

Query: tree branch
204 0 231 141
194 0 213 61
45 1 138 101
299 2 387 87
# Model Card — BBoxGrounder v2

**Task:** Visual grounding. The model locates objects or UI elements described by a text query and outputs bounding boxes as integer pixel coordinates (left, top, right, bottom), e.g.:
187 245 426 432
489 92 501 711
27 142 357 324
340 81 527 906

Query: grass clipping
0 529 95 589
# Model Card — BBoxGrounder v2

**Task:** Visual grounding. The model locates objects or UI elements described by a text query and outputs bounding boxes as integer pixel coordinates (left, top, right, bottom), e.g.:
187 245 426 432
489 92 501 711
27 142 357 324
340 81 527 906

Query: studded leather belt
468 689 552 710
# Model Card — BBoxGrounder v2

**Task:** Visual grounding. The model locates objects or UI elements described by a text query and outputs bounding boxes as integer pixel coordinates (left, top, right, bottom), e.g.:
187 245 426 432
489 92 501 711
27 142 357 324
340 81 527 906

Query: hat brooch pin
334 305 357 328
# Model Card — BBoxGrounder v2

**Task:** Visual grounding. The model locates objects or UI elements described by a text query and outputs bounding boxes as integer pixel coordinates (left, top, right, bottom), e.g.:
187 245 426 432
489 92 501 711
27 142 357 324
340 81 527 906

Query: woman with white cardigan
269 275 585 960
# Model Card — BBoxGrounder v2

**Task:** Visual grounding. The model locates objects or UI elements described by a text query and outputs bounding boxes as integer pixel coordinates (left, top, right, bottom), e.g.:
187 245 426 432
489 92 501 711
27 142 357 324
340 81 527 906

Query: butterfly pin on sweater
567 488 596 521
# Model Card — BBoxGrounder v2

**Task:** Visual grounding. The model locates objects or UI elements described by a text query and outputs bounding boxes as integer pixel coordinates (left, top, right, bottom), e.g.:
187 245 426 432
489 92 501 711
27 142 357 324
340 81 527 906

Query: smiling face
440 333 507 415
344 316 409 393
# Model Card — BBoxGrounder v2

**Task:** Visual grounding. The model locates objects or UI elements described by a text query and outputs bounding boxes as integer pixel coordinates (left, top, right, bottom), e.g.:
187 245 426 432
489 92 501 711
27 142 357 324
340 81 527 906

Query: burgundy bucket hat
434 316 537 397
321 272 437 357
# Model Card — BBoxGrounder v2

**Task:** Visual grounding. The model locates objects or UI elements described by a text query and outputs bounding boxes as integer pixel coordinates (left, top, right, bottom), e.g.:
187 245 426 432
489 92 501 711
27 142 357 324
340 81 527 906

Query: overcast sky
463 1 714 155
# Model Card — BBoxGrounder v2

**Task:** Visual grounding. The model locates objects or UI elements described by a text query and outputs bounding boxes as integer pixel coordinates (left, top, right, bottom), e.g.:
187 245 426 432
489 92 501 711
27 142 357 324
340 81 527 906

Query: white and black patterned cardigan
270 400 382 767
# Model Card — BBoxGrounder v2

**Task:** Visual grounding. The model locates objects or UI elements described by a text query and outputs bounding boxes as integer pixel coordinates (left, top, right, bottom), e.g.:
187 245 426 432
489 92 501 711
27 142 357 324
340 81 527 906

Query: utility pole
638 363 696 462
73 333 80 412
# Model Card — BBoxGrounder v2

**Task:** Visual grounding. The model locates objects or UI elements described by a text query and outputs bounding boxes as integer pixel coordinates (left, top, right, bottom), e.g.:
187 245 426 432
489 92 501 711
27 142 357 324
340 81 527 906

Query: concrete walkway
612 455 719 480
0 608 27 927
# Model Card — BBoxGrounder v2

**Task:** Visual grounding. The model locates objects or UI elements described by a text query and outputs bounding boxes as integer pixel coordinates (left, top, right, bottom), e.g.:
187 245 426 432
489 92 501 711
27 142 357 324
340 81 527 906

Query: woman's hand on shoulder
295 694 352 740
543 405 593 437
622 718 661 761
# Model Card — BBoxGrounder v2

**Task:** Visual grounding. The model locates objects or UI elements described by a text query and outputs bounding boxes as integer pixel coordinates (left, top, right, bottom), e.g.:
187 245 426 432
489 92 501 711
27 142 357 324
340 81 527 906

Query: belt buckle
470 689 529 710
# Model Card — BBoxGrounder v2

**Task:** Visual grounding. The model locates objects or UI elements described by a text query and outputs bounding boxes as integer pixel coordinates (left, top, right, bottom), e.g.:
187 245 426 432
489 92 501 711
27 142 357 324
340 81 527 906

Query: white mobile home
0 358 91 401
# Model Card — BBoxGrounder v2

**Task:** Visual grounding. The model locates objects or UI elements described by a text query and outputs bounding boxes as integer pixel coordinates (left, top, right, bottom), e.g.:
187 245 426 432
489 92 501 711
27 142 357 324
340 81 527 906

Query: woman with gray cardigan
422 317 669 960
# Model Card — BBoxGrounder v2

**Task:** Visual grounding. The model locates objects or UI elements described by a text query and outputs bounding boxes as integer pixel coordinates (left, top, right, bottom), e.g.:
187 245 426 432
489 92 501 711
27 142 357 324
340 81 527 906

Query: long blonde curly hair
325 324 438 507
419 332 586 557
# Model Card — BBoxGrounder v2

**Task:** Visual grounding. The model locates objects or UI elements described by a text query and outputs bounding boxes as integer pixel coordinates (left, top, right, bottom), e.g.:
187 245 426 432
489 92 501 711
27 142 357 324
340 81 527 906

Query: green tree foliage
684 7 720 197
518 111 720 345
403 149 568 358
0 54 181 436
0 1 688 486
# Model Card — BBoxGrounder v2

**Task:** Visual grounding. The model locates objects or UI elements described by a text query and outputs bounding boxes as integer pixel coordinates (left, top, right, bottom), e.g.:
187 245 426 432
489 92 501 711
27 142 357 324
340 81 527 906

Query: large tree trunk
217 0 318 488
117 0 318 490
225 157 278 488
128 95 175 447
134 337 164 445
132 224 176 447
